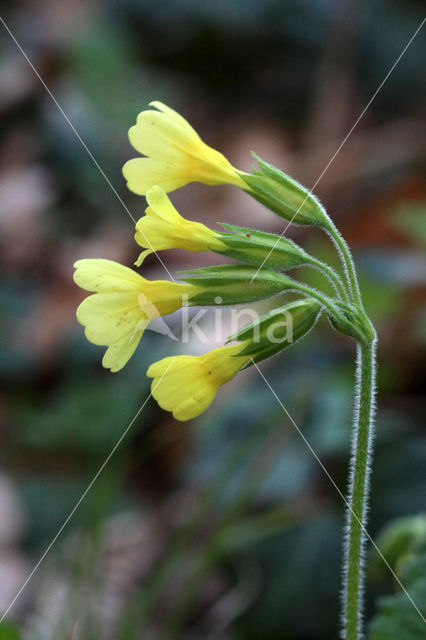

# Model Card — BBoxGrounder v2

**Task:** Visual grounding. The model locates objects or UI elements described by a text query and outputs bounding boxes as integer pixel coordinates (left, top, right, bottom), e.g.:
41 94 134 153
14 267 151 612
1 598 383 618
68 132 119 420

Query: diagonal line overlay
252 360 426 625
0 360 175 622
0 15 175 282
250 17 425 282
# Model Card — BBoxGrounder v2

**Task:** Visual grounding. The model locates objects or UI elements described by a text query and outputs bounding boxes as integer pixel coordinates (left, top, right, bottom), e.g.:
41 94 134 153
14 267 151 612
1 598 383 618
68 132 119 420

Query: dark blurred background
0 1 425 639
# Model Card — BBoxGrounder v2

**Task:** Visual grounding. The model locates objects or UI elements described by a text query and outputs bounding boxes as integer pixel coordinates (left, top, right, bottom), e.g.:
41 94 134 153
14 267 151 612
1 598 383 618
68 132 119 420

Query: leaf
368 520 426 640
368 574 426 640
369 514 426 581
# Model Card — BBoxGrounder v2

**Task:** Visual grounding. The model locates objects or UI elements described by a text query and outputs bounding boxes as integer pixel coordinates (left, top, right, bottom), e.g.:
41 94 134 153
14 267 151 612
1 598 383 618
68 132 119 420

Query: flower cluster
75 101 368 420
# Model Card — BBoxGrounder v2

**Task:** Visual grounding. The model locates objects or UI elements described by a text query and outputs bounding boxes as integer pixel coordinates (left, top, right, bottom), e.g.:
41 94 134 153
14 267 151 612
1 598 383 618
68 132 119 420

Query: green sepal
216 223 313 270
239 153 328 226
227 298 322 363
179 264 297 305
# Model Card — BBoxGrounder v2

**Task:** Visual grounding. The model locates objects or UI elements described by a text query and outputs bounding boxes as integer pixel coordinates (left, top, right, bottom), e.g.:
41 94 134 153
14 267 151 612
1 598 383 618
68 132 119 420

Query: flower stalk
324 219 363 308
344 337 377 640
306 256 350 303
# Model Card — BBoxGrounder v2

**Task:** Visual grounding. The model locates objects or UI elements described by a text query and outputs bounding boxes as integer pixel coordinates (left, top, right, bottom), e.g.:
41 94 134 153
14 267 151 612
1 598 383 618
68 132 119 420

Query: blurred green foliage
0 622 22 640
368 516 426 639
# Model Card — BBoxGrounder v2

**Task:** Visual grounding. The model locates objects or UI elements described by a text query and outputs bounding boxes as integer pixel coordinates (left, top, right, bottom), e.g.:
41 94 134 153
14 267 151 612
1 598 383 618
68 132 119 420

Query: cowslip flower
146 343 251 421
146 298 323 421
134 185 226 266
74 259 197 372
122 101 247 195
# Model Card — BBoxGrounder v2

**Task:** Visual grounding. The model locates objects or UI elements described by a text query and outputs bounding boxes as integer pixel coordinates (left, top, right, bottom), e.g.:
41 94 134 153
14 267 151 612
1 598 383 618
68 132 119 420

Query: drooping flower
146 343 250 421
74 259 197 372
122 101 246 195
134 186 226 265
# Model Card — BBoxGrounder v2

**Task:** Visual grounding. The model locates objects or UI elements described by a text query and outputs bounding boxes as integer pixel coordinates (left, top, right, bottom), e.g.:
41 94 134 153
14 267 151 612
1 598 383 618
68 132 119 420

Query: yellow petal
122 158 188 195
76 292 142 345
149 101 196 130
146 355 190 379
102 332 143 373
134 213 168 251
135 186 224 254
123 102 246 194
134 187 183 251
76 291 147 372
148 357 216 421
145 186 182 221
129 110 197 161
147 344 250 421
74 256 193 373
134 249 152 267
172 392 216 421
73 259 142 293
142 280 197 316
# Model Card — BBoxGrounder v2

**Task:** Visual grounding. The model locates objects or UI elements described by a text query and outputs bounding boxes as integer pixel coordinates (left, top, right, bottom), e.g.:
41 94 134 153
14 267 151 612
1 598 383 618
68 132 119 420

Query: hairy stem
292 280 347 322
325 221 363 308
343 337 377 639
308 257 350 303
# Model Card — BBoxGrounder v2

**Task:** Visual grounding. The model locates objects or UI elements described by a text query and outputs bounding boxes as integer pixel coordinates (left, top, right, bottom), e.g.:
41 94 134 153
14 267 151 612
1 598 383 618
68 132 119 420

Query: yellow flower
74 259 197 372
146 343 250 421
122 101 246 195
134 186 226 265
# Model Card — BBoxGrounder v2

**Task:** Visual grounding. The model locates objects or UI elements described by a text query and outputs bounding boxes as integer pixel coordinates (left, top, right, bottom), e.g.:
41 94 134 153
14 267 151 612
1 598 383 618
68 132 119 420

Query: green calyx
216 223 313 270
179 264 299 305
227 298 322 364
239 153 328 226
